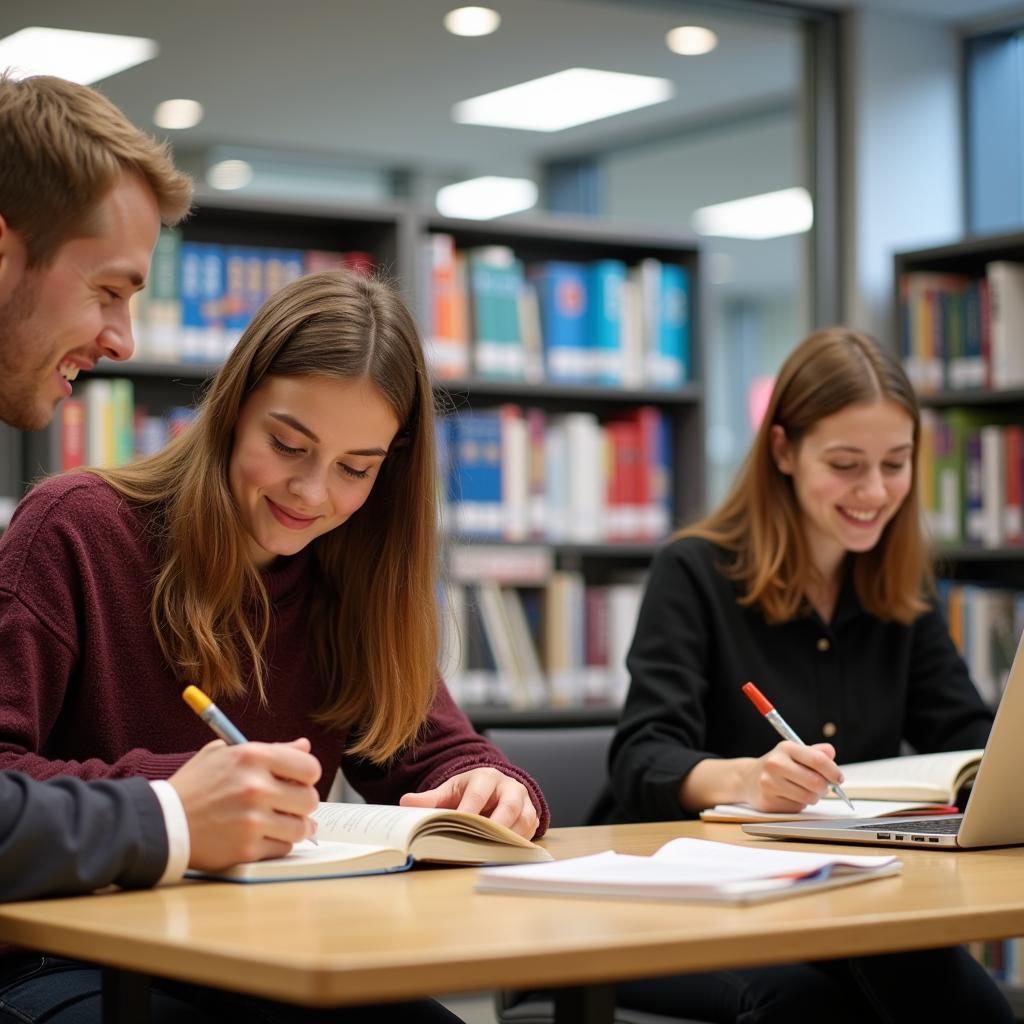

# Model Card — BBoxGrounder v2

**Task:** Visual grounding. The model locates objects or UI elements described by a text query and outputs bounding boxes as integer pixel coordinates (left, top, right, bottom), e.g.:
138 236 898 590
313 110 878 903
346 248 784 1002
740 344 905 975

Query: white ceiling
0 0 801 184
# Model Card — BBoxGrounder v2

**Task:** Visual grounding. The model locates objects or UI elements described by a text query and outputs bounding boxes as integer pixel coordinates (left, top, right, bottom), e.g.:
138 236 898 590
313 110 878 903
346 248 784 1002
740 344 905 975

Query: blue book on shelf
655 264 690 387
468 248 524 381
588 259 626 386
448 411 503 539
178 242 208 363
533 261 590 384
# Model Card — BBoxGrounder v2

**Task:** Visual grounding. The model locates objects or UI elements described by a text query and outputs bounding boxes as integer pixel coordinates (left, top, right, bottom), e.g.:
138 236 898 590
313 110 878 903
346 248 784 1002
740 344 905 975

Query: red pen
741 681 855 810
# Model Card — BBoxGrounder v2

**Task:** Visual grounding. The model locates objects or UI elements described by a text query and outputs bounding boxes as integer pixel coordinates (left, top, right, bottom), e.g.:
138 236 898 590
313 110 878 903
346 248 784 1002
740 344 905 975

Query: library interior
1 0 1024 1022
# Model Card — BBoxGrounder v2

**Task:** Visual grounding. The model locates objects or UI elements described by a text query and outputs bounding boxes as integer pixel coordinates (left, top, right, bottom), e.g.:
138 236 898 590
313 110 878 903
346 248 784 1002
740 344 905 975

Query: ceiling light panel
0 27 157 85
452 68 674 132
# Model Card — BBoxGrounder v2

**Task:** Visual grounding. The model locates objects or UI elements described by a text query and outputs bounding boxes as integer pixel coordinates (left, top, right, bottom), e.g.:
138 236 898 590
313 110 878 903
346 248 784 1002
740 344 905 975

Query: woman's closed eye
269 435 304 456
339 463 371 480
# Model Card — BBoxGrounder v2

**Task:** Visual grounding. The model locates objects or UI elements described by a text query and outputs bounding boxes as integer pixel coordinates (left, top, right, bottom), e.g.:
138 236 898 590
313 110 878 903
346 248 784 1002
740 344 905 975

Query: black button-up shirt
607 537 994 822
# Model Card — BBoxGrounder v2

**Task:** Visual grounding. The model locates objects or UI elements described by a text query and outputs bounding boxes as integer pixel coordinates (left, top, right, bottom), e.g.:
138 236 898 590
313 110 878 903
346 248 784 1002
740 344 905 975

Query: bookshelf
9 199 703 723
896 231 1024 991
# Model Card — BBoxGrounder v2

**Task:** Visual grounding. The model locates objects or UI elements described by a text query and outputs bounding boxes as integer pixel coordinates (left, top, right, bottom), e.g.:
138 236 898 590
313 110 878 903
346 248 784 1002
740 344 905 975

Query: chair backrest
485 725 615 827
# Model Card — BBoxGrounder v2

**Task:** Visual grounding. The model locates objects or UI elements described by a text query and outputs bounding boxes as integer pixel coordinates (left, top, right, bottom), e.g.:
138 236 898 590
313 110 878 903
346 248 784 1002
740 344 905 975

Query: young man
0 72 322 901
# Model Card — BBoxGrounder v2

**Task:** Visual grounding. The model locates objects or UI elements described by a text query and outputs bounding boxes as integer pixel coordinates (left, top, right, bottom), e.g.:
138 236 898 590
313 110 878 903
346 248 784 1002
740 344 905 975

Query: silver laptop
742 629 1024 850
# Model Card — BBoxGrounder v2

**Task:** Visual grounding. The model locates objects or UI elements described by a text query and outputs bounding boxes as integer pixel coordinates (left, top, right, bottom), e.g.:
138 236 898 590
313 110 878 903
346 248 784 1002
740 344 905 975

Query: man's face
0 172 160 430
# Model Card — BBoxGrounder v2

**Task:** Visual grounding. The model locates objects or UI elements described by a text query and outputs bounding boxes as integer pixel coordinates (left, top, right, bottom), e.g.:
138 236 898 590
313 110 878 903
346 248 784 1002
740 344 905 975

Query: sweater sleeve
0 480 193 782
608 540 722 822
341 680 551 837
0 772 169 900
904 604 993 753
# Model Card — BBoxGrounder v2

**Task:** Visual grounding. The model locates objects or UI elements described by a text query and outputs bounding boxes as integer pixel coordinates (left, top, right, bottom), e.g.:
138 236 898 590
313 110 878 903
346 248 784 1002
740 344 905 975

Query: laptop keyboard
851 817 963 835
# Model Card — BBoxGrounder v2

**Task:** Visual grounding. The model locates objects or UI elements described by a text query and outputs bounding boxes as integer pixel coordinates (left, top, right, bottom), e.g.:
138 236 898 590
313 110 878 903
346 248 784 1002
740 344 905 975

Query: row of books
939 581 1024 707
130 229 374 364
439 557 645 710
920 409 1024 549
422 233 691 389
969 939 1023 986
51 379 196 470
899 261 1024 393
438 404 673 543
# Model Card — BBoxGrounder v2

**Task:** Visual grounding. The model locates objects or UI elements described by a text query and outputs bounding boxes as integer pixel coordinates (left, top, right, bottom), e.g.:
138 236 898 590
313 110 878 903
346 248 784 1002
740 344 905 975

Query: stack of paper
475 838 901 904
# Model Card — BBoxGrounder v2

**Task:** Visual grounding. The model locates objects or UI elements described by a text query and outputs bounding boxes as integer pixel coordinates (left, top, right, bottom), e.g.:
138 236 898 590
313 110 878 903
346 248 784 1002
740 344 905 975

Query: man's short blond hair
0 73 194 265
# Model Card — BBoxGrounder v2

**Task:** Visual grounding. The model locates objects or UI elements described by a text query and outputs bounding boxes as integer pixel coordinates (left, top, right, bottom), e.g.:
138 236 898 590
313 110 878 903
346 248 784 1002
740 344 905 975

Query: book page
701 798 957 823
838 749 983 800
311 803 447 849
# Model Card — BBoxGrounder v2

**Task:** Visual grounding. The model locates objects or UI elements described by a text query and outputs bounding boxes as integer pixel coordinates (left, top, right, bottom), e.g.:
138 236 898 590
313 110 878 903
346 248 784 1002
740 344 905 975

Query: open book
700 749 983 822
189 803 552 883
834 749 982 802
476 837 901 905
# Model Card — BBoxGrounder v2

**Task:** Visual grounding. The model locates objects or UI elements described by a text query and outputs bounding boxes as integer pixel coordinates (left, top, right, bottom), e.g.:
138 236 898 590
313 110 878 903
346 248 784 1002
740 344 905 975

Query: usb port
877 833 891 839
928 837 939 843
912 836 925 841
895 835 904 840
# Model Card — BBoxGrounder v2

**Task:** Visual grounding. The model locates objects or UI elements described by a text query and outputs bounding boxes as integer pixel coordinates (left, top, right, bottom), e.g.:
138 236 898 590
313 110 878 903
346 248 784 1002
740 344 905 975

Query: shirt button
816 637 830 652
822 722 837 738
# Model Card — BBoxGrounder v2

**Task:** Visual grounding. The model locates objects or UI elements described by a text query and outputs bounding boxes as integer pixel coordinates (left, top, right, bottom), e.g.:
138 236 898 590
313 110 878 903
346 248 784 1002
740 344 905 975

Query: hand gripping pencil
741 681 856 811
182 684 317 843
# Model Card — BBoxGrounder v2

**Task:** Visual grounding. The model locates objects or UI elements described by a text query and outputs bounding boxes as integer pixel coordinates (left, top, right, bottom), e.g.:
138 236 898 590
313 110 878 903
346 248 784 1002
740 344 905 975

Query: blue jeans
614 947 1014 1024
0 955 465 1023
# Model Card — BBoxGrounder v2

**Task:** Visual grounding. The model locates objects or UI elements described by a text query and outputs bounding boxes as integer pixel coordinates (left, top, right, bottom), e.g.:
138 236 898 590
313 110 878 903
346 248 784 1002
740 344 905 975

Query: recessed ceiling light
207 159 253 191
452 68 674 132
444 6 501 37
666 26 718 57
154 99 204 130
0 26 157 85
436 176 538 220
692 187 813 240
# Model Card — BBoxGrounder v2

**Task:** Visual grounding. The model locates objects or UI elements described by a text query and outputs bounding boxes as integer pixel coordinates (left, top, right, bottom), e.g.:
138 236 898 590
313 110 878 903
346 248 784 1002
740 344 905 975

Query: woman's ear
769 424 794 475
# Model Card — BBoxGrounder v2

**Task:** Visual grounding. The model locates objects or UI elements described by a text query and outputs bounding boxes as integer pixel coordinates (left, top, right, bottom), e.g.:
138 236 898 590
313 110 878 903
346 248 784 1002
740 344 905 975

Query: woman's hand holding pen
168 738 322 871
740 740 845 812
399 767 540 839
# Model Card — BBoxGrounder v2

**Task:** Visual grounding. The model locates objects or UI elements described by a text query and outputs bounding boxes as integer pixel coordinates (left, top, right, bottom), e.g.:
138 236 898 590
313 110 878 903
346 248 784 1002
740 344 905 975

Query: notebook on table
743 628 1024 851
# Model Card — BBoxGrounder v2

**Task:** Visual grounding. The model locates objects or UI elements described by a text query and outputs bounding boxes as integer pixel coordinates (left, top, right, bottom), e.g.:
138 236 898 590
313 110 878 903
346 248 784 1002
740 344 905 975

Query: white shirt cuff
149 780 191 885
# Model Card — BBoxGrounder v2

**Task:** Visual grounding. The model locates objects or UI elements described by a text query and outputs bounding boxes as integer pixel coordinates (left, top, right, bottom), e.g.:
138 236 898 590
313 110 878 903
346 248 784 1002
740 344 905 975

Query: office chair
485 725 708 1024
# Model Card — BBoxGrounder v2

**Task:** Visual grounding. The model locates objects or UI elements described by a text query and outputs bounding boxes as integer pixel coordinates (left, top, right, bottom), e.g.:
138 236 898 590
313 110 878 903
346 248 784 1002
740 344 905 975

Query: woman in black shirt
606 327 1011 1023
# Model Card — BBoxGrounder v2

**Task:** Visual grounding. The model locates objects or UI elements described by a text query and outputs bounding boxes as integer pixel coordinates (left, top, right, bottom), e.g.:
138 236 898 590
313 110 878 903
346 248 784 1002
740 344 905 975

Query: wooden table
1 821 1024 1023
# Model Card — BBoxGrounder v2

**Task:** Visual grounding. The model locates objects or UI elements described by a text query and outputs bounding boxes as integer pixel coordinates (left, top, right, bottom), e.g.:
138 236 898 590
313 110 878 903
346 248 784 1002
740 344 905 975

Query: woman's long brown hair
91 270 439 762
680 326 931 624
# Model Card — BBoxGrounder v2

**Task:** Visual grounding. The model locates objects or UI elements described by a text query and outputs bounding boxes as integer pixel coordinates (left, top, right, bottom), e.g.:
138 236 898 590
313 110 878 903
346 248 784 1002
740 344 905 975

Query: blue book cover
198 244 226 362
588 259 626 386
468 247 524 381
533 261 590 383
178 242 207 363
656 264 690 387
448 411 503 539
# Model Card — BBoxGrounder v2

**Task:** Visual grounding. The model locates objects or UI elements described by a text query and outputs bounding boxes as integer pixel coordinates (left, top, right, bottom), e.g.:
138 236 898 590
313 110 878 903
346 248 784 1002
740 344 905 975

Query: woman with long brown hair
603 327 1011 1022
0 269 545 1023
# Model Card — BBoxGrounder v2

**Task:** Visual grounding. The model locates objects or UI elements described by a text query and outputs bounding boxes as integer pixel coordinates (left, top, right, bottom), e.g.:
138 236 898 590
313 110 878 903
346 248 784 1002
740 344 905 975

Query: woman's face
229 374 400 569
771 398 915 575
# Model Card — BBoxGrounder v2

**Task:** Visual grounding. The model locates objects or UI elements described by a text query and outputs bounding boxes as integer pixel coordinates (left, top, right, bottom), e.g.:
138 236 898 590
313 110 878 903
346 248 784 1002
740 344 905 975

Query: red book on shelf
1007 426 1024 546
60 398 85 471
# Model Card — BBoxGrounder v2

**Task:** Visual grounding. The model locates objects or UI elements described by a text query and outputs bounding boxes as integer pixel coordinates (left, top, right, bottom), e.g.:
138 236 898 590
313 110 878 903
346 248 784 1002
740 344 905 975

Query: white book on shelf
980 425 1005 549
500 586 549 708
565 412 603 543
500 405 529 542
986 261 1024 389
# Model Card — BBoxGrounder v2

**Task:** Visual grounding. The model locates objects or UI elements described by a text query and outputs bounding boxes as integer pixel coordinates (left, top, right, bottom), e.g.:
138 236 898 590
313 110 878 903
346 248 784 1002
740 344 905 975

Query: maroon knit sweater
0 474 549 834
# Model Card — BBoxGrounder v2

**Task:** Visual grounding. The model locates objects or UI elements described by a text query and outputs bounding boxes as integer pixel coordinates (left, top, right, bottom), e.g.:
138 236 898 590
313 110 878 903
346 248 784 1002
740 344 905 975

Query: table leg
552 983 615 1024
101 967 151 1024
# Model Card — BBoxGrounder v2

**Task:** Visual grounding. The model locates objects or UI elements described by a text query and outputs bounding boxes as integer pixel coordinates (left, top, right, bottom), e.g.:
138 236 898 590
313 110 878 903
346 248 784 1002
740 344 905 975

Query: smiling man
0 73 324 907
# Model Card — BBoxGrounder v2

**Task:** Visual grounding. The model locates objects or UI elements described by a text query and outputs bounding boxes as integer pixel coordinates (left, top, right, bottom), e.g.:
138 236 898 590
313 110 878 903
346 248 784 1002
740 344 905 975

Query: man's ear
769 424 794 475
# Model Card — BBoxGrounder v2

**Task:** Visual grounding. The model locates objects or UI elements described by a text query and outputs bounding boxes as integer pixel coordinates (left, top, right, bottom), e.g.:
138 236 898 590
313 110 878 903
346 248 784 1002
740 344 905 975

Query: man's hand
169 738 321 870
